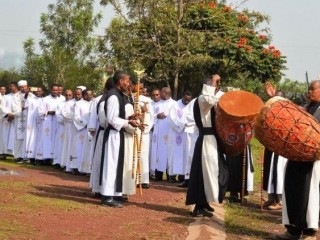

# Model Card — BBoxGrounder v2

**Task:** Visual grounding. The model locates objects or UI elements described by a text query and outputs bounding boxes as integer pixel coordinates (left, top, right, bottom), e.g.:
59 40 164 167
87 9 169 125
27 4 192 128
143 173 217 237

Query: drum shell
215 90 263 156
255 97 320 162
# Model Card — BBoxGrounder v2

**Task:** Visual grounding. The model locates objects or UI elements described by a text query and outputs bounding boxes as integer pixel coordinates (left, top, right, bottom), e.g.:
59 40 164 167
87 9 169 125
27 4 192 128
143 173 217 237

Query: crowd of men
1 74 320 239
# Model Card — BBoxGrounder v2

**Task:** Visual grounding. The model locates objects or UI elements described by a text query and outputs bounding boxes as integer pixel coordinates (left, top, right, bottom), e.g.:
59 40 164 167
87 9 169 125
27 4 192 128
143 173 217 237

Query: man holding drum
265 81 320 240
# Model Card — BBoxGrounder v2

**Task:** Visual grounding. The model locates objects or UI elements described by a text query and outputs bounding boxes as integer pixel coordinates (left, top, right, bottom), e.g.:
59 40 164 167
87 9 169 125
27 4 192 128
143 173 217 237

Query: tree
22 0 104 92
101 0 287 99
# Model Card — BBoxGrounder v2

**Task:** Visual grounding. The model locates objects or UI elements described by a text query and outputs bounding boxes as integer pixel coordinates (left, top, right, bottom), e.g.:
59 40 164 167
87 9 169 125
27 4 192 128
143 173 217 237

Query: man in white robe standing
68 88 88 173
186 74 229 217
152 87 176 181
167 91 192 183
100 71 139 208
35 84 60 165
0 82 19 158
9 80 35 163
60 90 76 171
90 79 114 196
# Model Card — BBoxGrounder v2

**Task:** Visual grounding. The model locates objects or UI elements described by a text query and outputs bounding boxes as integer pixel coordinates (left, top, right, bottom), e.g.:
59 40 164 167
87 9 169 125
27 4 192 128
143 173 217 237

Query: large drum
216 90 263 156
255 97 320 162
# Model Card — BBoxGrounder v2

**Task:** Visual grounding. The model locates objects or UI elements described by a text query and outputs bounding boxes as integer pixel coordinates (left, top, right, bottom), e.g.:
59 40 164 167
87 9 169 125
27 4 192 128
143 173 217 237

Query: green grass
0 219 36 239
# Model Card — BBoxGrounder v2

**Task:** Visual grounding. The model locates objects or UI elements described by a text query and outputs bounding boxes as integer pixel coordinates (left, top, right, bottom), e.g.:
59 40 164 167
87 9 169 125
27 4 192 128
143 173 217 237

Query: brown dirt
0 160 193 240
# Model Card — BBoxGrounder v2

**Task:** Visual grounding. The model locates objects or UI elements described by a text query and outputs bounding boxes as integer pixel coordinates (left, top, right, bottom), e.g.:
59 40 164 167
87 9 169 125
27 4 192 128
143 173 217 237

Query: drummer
267 81 320 240
185 74 228 217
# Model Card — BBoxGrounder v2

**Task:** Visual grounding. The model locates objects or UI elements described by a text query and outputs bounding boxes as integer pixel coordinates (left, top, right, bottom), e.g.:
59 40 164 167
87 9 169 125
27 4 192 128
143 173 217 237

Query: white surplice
182 98 199 180
167 99 188 176
152 98 176 173
79 99 96 173
52 99 66 165
35 95 59 160
100 95 129 197
89 96 106 193
69 99 90 170
60 99 76 170
0 93 15 155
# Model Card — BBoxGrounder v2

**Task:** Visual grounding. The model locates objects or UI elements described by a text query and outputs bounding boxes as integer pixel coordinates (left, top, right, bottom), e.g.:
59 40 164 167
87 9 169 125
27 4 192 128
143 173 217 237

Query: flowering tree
101 0 287 98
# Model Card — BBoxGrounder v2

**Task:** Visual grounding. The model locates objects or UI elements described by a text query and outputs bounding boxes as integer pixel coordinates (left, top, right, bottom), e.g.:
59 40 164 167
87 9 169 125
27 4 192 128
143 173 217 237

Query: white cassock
167 99 188 176
53 100 66 165
35 95 59 160
182 98 199 180
267 154 287 194
69 99 90 170
122 103 136 195
79 99 96 173
60 99 76 170
11 92 35 159
24 97 41 159
137 95 154 184
89 96 106 193
149 100 162 173
152 98 176 173
0 93 15 155
100 95 129 197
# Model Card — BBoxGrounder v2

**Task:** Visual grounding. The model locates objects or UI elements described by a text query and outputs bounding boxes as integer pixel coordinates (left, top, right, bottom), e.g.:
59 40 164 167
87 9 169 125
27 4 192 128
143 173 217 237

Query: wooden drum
255 97 320 162
215 90 263 156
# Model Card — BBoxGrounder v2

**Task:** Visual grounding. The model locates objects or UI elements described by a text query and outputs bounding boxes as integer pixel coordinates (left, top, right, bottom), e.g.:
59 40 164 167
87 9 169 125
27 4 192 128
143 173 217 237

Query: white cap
17 80 28 87
76 86 86 91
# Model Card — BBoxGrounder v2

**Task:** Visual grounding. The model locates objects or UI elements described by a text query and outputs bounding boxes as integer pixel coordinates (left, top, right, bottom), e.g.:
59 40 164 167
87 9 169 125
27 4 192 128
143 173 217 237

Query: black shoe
204 203 215 212
93 192 101 198
177 175 185 182
142 183 150 189
15 158 23 164
101 196 123 208
191 207 213 217
155 170 163 181
114 195 128 203
177 180 189 188
168 176 176 183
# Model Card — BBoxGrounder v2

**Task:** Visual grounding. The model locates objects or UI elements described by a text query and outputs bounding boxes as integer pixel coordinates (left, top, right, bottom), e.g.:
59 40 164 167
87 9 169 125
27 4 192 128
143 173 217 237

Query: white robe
151 98 176 173
100 95 129 197
267 153 287 194
182 98 199 180
35 95 59 160
122 103 136 195
60 99 76 170
24 97 41 159
11 92 35 159
89 97 106 193
0 93 14 155
79 99 96 173
168 99 188 176
53 100 66 165
70 99 90 170
149 100 162 173
199 84 220 202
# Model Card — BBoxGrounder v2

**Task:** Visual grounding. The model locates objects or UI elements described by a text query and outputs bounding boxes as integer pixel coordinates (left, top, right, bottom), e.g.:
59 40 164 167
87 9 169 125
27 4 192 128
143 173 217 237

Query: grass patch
19 193 83 212
0 219 36 239
0 180 33 190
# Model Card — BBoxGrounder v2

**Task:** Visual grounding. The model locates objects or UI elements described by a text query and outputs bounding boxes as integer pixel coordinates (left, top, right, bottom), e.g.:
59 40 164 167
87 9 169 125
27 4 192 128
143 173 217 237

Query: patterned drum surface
255 97 320 161
216 90 263 156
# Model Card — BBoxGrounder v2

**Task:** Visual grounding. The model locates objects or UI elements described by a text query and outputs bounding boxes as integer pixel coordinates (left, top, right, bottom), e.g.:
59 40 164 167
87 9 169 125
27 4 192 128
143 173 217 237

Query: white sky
1 0 320 82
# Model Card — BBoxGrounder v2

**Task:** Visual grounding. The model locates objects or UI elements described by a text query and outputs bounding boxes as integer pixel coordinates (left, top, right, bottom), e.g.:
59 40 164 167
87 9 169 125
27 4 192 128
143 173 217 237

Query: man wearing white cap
9 80 35 163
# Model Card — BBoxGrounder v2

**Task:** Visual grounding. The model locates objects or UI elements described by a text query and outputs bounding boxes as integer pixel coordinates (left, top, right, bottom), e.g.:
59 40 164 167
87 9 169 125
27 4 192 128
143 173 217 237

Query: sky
1 0 320 82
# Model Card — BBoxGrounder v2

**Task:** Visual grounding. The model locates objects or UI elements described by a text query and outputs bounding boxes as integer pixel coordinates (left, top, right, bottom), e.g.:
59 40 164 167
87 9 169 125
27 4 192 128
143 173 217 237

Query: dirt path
0 160 225 240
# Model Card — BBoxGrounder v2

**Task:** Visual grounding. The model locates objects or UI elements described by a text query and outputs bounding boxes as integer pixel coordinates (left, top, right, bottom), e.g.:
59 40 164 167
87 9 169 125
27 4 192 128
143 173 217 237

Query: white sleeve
107 95 128 131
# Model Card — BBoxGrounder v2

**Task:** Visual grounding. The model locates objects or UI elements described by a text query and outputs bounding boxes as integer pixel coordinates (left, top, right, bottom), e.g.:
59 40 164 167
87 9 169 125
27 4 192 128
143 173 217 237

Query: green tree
22 0 104 91
101 0 287 99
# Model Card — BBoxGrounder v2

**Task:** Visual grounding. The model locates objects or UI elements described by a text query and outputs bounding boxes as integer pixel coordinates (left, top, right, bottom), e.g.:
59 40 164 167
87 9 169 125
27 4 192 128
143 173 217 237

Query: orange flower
262 49 270 54
224 6 232 12
237 14 249 22
259 35 267 41
268 45 275 50
208 2 217 9
246 46 253 52
238 37 248 45
273 50 281 58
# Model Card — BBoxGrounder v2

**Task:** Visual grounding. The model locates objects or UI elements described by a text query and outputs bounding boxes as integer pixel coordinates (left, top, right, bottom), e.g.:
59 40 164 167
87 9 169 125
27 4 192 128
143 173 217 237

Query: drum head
217 90 263 122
